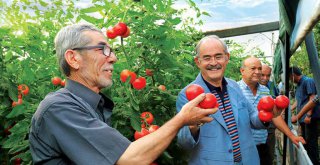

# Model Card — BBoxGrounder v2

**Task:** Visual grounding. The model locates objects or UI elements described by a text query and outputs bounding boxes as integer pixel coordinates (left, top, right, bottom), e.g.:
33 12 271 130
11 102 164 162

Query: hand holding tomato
179 93 217 126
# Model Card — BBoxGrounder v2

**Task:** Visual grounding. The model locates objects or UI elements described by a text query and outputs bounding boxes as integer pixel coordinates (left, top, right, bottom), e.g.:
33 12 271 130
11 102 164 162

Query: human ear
65 50 81 70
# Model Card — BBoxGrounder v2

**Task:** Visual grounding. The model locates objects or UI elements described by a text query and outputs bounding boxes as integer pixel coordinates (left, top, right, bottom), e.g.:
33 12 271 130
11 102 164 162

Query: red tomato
132 77 147 90
106 28 117 39
60 79 66 87
4 125 12 135
18 84 29 95
52 77 62 86
14 158 22 165
199 93 217 109
121 27 130 38
258 110 273 122
275 95 290 109
158 85 166 91
148 125 160 133
113 22 128 36
18 94 22 99
120 69 136 83
134 128 150 140
257 96 274 112
12 99 23 107
141 112 154 124
185 84 204 101
145 69 153 76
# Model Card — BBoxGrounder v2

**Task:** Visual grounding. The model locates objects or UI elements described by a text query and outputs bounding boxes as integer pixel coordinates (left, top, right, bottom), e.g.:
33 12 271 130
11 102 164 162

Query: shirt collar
297 76 306 85
202 76 228 92
65 79 114 110
239 79 260 89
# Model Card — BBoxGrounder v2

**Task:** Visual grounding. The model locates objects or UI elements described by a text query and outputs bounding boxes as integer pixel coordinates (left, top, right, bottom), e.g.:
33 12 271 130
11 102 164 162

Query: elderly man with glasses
29 23 217 165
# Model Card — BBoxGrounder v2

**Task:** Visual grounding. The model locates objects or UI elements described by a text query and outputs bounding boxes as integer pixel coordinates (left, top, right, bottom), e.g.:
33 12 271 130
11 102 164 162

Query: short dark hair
289 66 302 76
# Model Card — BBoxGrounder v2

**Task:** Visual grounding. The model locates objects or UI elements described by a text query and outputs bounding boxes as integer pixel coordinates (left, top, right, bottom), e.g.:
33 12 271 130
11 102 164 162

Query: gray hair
195 35 229 57
54 23 103 76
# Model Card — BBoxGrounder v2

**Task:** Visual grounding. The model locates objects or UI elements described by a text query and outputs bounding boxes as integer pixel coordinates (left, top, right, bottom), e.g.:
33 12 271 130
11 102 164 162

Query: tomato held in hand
148 125 160 133
141 112 154 124
257 96 274 112
199 93 217 109
185 84 204 101
134 128 150 140
120 69 136 83
52 77 62 86
275 95 290 109
132 77 147 90
113 22 128 36
18 84 29 95
258 110 273 122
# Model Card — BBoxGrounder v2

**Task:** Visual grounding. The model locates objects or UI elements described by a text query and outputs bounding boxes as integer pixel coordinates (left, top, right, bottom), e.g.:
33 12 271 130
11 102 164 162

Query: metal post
305 31 320 94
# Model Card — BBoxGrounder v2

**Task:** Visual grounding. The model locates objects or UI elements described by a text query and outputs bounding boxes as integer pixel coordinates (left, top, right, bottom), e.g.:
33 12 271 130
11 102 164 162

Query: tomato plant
120 69 137 83
149 125 160 133
134 128 150 140
132 77 147 90
141 112 154 124
158 85 166 91
274 95 290 109
52 77 62 86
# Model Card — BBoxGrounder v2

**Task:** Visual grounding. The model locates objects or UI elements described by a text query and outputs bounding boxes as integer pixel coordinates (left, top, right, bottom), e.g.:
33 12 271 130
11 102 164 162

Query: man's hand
178 93 218 126
289 135 306 147
272 105 284 118
304 116 311 124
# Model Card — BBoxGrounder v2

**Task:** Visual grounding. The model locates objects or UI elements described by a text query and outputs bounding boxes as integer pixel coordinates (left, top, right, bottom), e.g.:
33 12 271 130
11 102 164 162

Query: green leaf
80 5 105 14
129 111 141 131
6 104 26 118
170 17 181 25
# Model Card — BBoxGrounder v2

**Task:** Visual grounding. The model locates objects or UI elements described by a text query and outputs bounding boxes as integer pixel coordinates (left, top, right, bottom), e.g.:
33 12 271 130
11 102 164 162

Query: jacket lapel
194 74 228 131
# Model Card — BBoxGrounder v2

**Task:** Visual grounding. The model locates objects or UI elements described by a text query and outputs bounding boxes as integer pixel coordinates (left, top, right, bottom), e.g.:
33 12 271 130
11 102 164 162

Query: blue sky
173 0 279 31
173 0 280 61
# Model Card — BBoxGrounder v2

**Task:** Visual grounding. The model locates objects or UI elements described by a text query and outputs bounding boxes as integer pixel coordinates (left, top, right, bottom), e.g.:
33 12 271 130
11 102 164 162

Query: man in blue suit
176 35 305 165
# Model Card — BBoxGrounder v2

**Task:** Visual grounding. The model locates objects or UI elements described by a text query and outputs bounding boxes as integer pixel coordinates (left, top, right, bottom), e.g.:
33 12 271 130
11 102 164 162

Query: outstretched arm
116 94 218 165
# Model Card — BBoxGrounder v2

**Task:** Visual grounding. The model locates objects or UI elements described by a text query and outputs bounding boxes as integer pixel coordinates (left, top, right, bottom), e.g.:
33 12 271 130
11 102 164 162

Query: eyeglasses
198 54 225 63
72 45 113 57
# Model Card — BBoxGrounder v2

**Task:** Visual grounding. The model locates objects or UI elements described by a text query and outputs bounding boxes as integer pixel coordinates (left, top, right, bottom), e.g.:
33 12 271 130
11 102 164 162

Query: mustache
206 64 222 70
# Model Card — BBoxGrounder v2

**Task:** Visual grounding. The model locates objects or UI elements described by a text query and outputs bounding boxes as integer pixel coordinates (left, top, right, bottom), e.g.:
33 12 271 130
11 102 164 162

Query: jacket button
229 149 232 153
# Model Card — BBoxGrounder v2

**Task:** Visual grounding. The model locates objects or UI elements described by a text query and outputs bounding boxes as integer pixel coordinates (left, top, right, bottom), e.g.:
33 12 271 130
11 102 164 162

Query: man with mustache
29 23 217 165
238 57 305 165
176 35 305 165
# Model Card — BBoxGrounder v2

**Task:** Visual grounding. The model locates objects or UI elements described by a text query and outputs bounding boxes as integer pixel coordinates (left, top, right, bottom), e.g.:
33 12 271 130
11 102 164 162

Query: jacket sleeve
176 91 199 150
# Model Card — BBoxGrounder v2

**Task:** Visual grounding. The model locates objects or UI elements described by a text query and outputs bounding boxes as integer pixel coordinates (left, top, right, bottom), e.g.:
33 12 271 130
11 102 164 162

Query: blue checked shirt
238 79 270 145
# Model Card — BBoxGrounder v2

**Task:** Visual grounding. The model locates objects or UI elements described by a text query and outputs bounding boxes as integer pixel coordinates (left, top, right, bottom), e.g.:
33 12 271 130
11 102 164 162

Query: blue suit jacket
176 74 266 165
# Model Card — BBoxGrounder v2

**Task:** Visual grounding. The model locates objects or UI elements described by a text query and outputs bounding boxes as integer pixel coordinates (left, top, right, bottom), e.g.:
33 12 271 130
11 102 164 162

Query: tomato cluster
257 95 290 122
120 69 147 90
106 22 130 39
52 76 66 87
185 84 218 109
134 112 160 140
12 84 29 107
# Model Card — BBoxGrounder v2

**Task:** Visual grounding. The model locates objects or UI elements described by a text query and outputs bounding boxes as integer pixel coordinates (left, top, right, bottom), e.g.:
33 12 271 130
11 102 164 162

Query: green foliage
0 0 254 164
